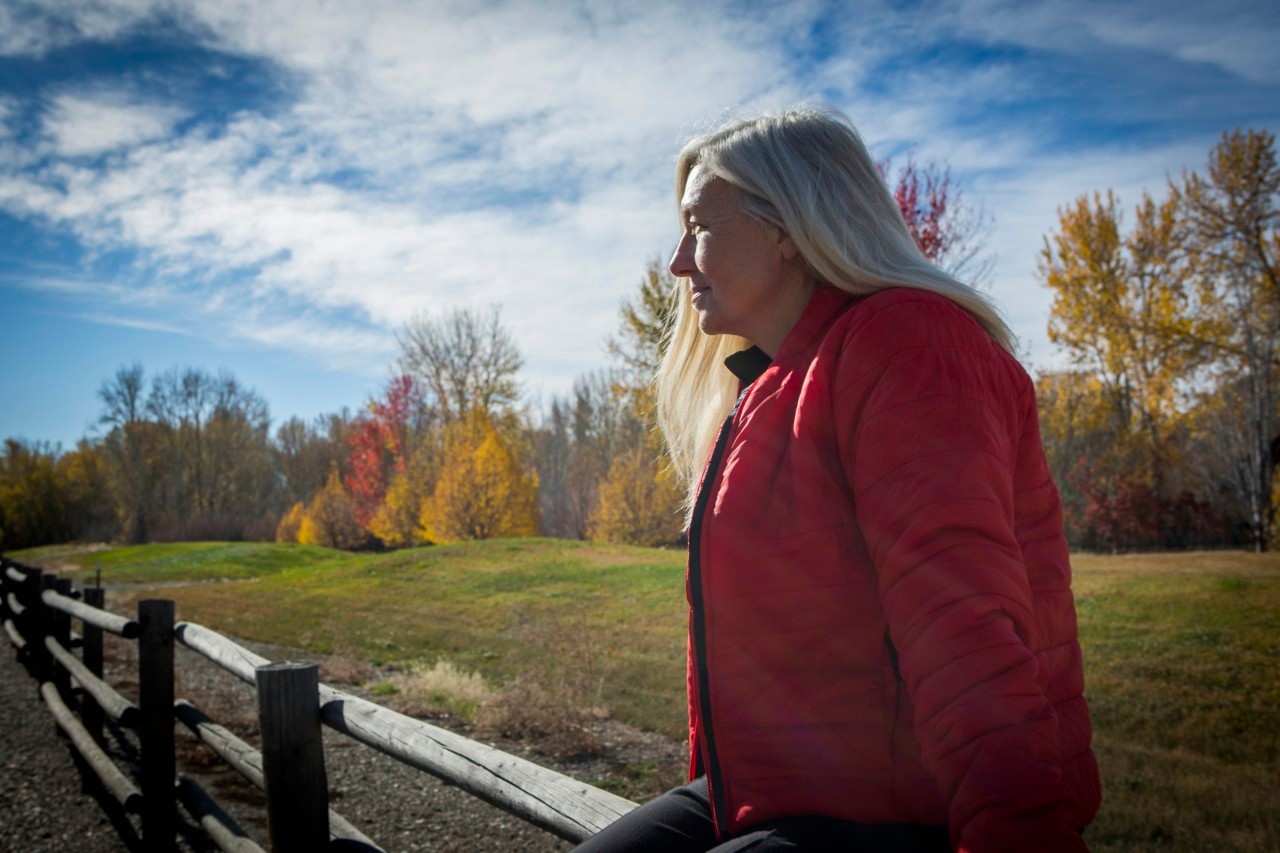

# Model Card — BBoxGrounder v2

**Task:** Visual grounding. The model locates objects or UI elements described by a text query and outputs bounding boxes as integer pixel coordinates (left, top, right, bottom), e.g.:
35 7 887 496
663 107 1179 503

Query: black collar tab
724 346 772 385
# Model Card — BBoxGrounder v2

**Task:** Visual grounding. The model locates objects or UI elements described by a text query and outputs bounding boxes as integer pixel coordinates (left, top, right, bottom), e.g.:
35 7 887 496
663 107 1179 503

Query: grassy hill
13 540 1280 851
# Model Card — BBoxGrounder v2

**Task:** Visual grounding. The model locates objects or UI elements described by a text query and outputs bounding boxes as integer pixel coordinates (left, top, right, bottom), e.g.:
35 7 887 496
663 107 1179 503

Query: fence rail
0 553 638 851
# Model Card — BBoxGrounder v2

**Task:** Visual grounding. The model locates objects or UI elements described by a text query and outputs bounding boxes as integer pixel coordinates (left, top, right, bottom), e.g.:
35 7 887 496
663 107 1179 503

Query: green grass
12 541 1280 850
46 541 347 582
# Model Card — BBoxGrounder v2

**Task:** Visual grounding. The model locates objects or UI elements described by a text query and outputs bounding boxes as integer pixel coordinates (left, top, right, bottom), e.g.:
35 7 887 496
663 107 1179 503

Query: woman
577 107 1099 852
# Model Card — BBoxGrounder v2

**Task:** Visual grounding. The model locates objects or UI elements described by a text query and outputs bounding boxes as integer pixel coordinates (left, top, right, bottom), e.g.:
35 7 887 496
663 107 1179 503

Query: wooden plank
40 681 142 813
32 573 54 682
175 775 265 853
176 622 636 842
139 599 177 852
174 700 384 850
174 700 265 786
41 588 139 639
3 617 25 650
81 588 106 744
327 812 384 851
317 685 638 842
44 635 139 728
256 661 329 853
50 580 73 700
174 621 267 684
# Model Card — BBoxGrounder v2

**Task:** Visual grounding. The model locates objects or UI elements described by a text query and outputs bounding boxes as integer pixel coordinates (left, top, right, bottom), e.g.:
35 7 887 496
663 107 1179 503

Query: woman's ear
778 232 799 262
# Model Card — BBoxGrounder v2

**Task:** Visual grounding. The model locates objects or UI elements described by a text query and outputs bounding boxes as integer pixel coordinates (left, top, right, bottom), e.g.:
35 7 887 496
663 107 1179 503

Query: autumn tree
587 447 682 547
297 468 368 550
1177 129 1280 551
1037 127 1280 551
56 440 115 542
274 411 354 509
368 430 441 548
0 439 69 550
275 501 306 543
422 412 539 543
345 375 426 526
398 306 523 426
1038 188 1202 530
606 259 678 393
882 156 995 288
368 467 426 548
98 363 162 542
145 363 275 532
537 370 649 539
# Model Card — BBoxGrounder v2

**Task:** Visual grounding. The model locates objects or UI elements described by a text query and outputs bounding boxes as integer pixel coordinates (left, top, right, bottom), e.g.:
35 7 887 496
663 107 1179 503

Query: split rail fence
0 554 638 852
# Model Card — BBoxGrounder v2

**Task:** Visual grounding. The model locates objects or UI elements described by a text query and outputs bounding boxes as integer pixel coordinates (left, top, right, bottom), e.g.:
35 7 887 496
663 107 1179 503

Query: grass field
14 540 1280 851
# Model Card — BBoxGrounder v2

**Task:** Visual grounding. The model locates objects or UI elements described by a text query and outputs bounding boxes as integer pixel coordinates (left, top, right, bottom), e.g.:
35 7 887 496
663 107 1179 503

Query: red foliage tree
345 375 423 526
880 156 994 288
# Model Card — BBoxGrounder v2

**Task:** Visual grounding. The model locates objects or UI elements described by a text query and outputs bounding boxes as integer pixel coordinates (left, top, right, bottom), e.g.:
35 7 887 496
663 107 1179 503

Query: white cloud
0 0 169 57
71 310 196 336
43 91 187 157
1 0 1277 411
945 0 1280 84
0 0 818 401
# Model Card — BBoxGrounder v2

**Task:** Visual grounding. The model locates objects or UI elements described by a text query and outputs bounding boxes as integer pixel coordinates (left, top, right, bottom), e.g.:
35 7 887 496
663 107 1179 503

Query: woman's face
669 165 810 355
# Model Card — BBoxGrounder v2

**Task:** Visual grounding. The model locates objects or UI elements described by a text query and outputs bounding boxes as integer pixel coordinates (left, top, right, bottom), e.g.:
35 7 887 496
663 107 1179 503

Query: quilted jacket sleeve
835 293 1087 853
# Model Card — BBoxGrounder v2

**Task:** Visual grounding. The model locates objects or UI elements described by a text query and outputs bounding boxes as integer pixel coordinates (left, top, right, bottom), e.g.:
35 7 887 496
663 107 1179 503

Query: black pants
573 778 950 852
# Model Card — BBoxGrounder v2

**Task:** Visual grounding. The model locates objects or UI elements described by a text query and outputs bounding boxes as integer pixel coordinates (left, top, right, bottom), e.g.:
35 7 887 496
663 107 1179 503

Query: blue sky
2 0 1278 451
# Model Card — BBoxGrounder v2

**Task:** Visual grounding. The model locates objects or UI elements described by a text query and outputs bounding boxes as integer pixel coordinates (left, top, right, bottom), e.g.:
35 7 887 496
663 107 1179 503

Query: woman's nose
669 233 694 278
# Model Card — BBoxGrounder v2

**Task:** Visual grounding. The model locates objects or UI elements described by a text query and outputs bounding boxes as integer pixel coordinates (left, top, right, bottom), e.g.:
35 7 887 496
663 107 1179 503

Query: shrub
383 658 491 721
475 610 606 756
276 502 306 543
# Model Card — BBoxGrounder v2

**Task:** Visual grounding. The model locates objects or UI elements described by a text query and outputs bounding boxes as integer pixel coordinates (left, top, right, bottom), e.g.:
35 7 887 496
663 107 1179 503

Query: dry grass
474 608 608 757
377 658 492 720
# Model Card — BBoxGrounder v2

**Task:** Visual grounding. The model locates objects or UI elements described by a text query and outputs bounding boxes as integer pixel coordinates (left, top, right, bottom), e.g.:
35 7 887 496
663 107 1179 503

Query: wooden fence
0 554 638 852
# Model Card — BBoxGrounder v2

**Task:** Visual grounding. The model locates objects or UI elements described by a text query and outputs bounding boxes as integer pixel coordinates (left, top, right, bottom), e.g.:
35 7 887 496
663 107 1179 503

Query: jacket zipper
688 390 748 839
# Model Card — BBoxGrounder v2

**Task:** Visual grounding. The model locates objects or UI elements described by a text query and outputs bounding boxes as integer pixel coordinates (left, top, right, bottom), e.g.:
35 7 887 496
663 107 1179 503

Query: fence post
82 586 106 745
139 599 176 852
257 661 329 852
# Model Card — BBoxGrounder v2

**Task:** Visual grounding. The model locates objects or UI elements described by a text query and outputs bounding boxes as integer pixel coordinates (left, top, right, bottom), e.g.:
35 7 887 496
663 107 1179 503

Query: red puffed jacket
686 286 1100 852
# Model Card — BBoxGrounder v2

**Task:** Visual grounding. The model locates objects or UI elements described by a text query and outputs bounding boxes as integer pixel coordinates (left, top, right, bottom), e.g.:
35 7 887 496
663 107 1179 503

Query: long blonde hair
656 106 1015 505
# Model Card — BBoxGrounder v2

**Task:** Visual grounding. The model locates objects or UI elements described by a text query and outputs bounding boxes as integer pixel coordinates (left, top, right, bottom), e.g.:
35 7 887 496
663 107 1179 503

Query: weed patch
476 608 608 757
382 658 492 721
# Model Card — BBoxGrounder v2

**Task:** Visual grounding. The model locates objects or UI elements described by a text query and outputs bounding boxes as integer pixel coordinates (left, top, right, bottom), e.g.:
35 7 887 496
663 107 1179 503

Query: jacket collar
773 284 853 364
724 345 772 385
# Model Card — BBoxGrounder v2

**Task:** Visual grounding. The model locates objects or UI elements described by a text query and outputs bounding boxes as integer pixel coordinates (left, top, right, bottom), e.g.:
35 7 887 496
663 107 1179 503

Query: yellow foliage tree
298 469 367 550
587 447 682 547
1178 129 1280 551
370 470 427 548
1038 188 1207 545
422 413 540 542
275 501 306 543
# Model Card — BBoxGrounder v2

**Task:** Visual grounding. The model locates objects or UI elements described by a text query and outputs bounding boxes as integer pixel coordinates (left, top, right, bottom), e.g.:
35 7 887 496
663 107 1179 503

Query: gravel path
1 629 685 852
0 648 131 852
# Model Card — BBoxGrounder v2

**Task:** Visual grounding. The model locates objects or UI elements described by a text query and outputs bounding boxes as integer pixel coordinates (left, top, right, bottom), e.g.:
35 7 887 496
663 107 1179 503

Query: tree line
3 141 1275 554
1038 128 1279 553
